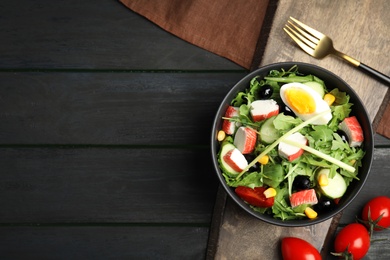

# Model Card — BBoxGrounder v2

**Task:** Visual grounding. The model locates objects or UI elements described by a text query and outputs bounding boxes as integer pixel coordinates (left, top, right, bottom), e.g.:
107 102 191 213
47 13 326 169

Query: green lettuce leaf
273 113 302 131
262 164 284 188
224 171 263 188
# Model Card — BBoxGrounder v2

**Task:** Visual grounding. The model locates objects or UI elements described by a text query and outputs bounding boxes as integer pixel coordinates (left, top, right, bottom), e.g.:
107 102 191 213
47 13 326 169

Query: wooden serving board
207 0 390 259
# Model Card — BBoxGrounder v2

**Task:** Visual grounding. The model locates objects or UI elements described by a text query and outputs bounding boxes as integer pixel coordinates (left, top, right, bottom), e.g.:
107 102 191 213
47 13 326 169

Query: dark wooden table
0 0 389 259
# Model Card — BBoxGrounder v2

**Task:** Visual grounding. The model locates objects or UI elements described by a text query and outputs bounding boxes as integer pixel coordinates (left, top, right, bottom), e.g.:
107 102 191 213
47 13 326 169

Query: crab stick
339 116 364 147
234 126 257 154
222 106 240 135
278 132 308 161
250 99 279 122
290 189 318 208
223 148 248 172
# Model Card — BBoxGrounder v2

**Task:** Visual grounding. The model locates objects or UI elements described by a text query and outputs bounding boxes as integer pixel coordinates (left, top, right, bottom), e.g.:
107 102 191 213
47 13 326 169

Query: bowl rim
211 61 374 227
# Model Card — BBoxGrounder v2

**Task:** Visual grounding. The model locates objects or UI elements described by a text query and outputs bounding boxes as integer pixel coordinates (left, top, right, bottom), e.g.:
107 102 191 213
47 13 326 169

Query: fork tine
289 17 324 39
285 24 318 49
283 26 315 56
287 21 319 46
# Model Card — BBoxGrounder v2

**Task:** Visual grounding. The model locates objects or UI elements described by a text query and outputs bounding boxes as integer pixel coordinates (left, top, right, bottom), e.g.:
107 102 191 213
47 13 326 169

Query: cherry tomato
362 196 390 230
281 237 322 260
235 186 274 208
333 223 370 260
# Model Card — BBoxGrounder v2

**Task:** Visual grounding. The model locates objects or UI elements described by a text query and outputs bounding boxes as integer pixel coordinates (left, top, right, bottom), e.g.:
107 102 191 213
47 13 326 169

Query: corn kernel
305 207 318 219
217 130 226 141
318 173 329 187
263 187 277 198
323 93 336 106
258 155 269 165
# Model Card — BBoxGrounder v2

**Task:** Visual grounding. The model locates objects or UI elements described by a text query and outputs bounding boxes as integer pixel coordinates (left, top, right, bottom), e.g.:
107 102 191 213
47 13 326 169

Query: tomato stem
356 207 388 240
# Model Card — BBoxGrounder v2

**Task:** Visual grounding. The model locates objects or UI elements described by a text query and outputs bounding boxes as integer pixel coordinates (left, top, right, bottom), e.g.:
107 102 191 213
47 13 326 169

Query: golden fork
284 17 390 86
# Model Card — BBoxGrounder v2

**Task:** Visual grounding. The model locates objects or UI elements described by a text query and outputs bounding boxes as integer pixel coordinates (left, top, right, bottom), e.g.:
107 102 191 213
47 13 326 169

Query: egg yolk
285 88 316 114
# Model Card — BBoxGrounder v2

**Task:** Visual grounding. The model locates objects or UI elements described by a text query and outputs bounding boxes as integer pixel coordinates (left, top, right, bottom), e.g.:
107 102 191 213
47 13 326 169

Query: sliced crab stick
222 106 240 135
290 189 318 208
223 148 248 172
250 99 279 122
339 116 364 147
234 126 257 154
278 132 308 162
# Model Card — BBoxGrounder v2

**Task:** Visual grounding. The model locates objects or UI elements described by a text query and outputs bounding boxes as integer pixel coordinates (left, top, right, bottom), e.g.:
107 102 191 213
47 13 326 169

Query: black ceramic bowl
211 62 374 227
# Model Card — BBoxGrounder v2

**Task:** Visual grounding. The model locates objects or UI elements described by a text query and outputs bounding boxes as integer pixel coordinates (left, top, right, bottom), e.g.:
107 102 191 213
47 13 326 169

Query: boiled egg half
280 82 332 125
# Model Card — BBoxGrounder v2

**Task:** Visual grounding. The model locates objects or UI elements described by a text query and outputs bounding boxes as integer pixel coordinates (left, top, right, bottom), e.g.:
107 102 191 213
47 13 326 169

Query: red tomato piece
281 237 322 260
235 186 274 208
362 196 390 230
333 198 341 205
333 223 370 260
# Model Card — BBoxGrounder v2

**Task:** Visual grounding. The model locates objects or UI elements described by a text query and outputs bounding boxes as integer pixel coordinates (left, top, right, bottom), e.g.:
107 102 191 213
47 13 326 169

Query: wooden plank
375 134 390 146
0 0 243 71
0 226 209 259
0 72 246 145
0 147 218 223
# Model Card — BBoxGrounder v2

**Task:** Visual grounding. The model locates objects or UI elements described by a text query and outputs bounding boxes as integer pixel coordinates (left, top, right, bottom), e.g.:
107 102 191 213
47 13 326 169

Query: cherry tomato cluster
280 196 390 260
332 196 390 260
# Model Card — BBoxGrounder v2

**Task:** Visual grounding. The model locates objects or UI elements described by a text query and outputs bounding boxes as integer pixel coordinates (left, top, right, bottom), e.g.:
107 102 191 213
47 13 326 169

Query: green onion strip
236 110 333 179
283 139 355 173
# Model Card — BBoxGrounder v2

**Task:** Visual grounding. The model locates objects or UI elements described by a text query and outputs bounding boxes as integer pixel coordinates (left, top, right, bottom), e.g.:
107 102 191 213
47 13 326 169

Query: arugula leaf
262 164 284 188
248 76 261 102
327 88 353 130
272 187 305 220
251 205 270 214
231 92 247 106
239 103 251 117
309 125 334 148
331 88 350 105
331 133 351 151
224 171 263 188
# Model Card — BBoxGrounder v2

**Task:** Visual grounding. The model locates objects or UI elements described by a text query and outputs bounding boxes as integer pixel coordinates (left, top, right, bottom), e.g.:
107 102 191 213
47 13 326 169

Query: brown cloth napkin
120 0 270 69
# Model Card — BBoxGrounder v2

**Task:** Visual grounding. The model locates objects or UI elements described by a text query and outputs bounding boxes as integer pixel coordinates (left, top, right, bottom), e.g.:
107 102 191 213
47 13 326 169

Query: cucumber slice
317 168 347 199
303 81 325 98
259 116 280 144
218 142 239 176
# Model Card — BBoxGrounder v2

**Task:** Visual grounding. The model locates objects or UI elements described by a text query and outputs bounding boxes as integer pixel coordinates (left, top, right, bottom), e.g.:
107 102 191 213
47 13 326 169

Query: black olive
293 175 311 191
337 130 349 143
258 85 273 99
244 154 259 170
280 105 296 117
314 198 336 213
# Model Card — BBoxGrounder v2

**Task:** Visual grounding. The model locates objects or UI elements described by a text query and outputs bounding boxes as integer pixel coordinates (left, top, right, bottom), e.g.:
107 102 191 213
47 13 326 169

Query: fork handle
358 63 390 87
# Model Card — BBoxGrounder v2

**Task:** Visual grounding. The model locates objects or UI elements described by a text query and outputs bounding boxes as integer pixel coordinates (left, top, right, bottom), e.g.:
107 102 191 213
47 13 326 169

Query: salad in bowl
211 62 373 227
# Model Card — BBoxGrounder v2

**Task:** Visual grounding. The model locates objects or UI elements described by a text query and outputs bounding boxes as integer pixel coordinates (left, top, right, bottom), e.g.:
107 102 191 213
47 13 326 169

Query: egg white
280 82 332 125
